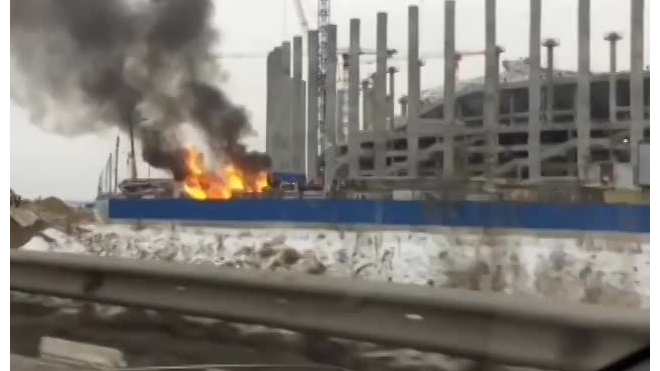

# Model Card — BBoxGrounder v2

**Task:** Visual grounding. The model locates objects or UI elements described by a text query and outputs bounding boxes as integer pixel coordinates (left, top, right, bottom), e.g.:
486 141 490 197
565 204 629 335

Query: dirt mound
34 197 75 216
29 196 95 224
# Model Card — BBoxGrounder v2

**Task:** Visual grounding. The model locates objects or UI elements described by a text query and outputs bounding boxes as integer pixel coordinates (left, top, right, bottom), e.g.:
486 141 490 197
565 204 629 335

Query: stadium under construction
265 0 650 192
96 0 649 232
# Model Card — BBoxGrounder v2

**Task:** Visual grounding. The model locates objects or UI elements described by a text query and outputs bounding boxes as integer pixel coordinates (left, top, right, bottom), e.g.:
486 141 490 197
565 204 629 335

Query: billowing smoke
10 0 270 180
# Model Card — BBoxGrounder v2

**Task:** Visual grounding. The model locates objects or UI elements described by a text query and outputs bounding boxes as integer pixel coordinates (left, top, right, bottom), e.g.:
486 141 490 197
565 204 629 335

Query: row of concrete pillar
265 37 306 175
266 0 646 185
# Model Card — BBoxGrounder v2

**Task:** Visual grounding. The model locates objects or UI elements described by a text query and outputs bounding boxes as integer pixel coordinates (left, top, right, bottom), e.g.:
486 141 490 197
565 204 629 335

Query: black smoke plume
11 0 271 180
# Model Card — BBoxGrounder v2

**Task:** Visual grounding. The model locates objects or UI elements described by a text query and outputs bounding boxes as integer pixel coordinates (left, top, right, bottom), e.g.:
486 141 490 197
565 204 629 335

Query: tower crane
291 0 331 179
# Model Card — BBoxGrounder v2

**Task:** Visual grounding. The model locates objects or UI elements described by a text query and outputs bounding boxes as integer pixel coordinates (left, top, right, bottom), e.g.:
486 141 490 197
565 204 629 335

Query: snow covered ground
21 222 649 309
14 221 648 370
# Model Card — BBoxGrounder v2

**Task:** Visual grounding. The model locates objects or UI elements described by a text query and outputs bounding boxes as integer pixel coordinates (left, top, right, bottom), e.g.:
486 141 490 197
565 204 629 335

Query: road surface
11 296 467 371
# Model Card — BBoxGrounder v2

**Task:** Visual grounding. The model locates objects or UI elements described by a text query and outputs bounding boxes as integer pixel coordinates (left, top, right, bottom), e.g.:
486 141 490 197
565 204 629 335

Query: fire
182 147 269 200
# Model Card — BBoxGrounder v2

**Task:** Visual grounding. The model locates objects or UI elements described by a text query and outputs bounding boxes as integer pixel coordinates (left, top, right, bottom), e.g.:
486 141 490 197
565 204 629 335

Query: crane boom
317 0 331 179
292 0 309 32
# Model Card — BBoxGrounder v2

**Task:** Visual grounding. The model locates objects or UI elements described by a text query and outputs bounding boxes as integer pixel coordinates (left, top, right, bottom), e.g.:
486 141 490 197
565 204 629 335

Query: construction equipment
292 0 309 32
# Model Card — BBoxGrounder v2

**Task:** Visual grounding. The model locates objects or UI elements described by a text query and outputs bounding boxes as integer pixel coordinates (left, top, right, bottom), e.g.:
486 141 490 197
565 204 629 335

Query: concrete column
444 0 457 178
374 12 388 175
543 39 559 125
483 0 498 179
369 74 377 132
604 32 622 124
399 97 408 118
266 49 276 159
337 89 346 143
280 41 292 172
630 0 644 175
508 94 515 125
407 5 420 178
323 24 338 189
576 0 591 180
387 67 397 130
348 18 361 178
270 46 284 171
292 36 304 174
106 154 112 192
307 30 319 182
362 79 371 131
528 0 542 182
300 79 307 170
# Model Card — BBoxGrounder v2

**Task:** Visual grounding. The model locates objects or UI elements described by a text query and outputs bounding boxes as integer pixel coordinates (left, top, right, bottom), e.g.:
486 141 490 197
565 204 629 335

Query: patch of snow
22 236 52 252
36 228 89 254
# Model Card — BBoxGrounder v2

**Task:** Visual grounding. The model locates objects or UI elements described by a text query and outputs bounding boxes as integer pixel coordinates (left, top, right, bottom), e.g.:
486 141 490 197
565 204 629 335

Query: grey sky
10 0 650 200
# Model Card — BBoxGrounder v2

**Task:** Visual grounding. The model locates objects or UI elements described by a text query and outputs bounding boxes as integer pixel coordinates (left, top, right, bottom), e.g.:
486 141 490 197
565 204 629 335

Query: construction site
265 0 650 191
9 1 650 370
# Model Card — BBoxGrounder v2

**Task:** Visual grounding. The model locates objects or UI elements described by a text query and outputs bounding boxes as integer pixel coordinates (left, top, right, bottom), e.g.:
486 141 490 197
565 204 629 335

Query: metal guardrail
11 250 649 371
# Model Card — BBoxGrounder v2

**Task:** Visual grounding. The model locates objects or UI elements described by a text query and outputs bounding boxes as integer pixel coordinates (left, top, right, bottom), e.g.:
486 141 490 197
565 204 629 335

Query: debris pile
10 191 93 249
10 216 49 249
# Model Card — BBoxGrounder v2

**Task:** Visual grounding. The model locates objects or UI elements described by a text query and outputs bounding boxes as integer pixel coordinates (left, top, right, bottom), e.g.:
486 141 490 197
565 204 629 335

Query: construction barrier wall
104 198 649 234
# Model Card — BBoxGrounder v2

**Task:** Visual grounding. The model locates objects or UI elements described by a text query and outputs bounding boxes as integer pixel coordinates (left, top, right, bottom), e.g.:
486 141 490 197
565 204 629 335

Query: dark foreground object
10 300 445 371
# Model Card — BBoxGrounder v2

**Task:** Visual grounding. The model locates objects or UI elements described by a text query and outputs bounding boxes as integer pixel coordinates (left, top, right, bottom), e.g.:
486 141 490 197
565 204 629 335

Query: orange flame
182 147 269 200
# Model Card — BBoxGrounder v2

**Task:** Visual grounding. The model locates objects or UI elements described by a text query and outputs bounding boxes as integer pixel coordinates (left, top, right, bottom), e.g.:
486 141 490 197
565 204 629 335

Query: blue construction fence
105 198 649 234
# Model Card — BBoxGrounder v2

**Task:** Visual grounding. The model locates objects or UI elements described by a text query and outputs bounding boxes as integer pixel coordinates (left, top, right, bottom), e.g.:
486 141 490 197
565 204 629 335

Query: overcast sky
10 0 650 200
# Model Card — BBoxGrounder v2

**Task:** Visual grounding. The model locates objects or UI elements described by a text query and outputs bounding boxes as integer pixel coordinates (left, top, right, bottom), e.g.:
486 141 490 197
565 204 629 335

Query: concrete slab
11 354 76 371
11 207 40 227
39 337 127 369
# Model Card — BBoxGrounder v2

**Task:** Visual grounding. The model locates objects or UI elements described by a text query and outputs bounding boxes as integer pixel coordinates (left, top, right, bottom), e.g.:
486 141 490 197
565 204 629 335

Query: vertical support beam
630 0 644 178
280 41 292 172
407 5 420 178
508 95 515 125
576 0 591 180
336 89 346 143
324 24 338 190
307 30 319 182
348 18 361 179
292 36 304 174
369 74 377 132
270 47 284 171
300 79 307 173
128 116 138 179
443 0 456 178
387 67 397 130
528 0 542 182
374 12 388 175
400 97 408 118
114 136 119 192
604 32 622 124
266 49 275 158
362 80 371 131
106 154 112 193
483 0 498 180
543 39 559 125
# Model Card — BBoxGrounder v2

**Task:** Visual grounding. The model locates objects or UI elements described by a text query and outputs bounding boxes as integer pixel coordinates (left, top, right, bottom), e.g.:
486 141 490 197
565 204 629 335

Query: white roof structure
416 58 577 112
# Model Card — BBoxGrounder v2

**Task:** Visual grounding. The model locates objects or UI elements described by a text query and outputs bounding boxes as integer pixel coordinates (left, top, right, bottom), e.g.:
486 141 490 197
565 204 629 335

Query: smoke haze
11 0 271 180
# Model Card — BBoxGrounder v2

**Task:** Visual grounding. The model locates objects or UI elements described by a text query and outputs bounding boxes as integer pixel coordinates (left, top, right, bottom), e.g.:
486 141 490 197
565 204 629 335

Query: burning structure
10 0 649 233
10 0 271 200
182 147 269 200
